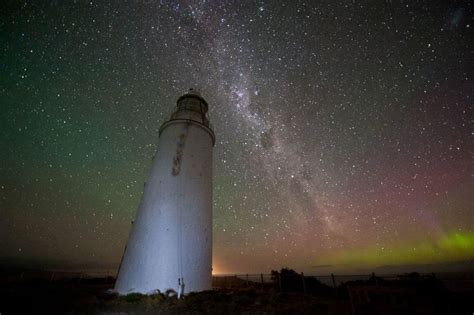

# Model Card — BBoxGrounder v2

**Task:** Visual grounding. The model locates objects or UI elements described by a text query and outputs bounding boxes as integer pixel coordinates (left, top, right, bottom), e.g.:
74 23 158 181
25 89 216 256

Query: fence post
372 272 378 286
331 274 337 288
260 273 264 288
301 273 306 294
331 273 338 297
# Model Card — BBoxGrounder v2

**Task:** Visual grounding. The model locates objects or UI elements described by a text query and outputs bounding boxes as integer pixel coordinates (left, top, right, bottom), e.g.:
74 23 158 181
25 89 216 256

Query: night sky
1 1 473 275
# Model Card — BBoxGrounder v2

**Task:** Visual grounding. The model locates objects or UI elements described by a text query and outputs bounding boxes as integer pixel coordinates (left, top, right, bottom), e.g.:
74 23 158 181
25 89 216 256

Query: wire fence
2 270 472 294
0 270 390 289
212 273 390 287
211 273 391 294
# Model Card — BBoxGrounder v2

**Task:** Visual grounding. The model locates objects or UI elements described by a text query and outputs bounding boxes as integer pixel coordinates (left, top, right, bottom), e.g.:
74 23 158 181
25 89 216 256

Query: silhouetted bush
270 268 333 296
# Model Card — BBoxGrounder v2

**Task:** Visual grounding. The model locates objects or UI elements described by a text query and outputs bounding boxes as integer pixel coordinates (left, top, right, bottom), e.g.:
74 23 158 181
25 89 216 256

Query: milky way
1 1 472 274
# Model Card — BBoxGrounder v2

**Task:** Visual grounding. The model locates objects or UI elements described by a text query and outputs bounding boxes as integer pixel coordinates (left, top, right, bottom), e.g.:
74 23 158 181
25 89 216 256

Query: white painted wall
114 93 214 295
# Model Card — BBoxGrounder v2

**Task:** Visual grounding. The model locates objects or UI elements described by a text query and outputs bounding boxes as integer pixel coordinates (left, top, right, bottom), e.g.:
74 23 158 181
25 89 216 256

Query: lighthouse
114 89 215 295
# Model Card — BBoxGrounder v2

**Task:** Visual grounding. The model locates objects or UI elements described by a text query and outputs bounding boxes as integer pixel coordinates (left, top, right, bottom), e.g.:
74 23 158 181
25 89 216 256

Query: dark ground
0 280 350 314
0 272 473 314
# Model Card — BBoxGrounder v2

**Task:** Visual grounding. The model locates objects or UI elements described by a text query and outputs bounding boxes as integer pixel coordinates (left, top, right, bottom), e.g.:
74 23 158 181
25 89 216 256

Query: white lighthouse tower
114 89 215 295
